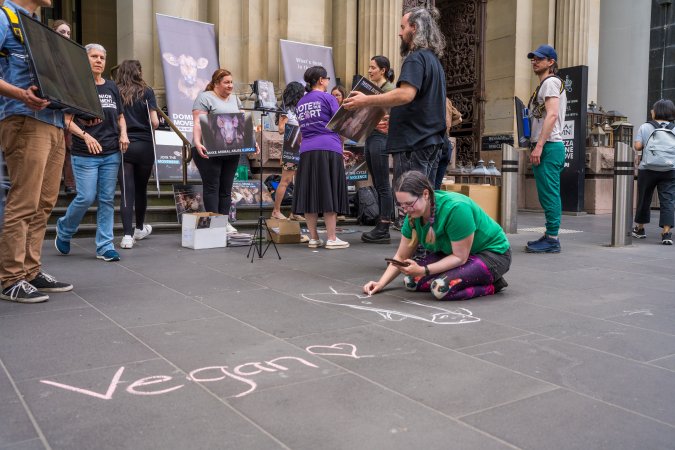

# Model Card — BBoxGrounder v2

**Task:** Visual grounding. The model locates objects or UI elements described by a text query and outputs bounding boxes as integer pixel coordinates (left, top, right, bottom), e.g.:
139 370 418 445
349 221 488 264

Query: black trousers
634 169 675 228
192 148 239 215
118 140 154 236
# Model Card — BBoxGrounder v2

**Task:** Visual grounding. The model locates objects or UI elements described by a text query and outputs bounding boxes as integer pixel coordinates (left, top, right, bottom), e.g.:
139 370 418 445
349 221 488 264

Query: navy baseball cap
527 45 558 61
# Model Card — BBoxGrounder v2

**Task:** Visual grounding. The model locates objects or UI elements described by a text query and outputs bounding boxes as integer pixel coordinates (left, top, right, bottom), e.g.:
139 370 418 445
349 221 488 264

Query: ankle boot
361 221 391 244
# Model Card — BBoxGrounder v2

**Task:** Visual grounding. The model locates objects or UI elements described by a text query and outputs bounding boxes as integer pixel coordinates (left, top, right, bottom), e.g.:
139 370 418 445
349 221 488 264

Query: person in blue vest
0 0 73 303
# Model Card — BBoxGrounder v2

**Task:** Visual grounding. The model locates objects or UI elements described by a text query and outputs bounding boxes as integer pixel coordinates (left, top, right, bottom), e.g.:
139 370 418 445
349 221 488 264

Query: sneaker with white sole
0 280 49 303
662 231 673 245
308 238 324 248
225 222 238 234
325 238 350 249
133 224 152 240
28 272 73 292
120 235 135 249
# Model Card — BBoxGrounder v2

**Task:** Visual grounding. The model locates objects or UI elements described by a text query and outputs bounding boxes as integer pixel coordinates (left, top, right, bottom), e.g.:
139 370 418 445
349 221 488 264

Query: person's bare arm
0 81 50 110
343 82 417 110
530 96 559 166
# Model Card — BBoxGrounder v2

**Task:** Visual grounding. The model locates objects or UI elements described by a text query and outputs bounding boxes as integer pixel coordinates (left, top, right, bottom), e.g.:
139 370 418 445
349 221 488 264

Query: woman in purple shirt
293 66 350 249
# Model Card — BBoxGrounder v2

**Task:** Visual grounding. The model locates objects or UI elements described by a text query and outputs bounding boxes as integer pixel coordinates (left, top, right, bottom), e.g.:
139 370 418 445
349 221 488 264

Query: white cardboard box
181 212 228 249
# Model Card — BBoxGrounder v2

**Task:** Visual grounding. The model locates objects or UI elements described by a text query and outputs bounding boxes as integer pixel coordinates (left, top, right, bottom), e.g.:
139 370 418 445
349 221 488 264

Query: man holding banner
343 6 447 184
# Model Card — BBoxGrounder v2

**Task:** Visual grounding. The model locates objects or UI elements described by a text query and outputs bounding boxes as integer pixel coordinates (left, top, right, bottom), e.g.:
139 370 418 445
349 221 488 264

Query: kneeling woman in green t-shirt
363 171 511 300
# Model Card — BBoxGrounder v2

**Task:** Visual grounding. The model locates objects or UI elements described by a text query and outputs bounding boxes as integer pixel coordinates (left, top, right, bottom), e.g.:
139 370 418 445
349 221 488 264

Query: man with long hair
343 6 447 184
524 45 567 254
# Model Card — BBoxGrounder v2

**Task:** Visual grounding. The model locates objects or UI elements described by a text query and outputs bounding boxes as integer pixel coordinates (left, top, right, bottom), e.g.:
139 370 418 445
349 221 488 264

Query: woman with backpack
632 98 675 245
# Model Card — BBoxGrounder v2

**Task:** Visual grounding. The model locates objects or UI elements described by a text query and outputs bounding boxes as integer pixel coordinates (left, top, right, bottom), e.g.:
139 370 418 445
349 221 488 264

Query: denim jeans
392 144 442 185
434 136 452 190
364 132 394 221
57 152 121 255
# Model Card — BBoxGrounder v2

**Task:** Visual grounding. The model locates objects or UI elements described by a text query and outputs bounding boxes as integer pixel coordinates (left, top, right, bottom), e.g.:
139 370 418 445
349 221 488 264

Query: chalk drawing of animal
301 287 480 325
162 53 209 100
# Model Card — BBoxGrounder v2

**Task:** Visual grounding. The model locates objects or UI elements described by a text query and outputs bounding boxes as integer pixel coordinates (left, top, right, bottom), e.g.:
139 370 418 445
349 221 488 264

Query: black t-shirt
123 87 157 142
387 49 447 153
71 79 124 157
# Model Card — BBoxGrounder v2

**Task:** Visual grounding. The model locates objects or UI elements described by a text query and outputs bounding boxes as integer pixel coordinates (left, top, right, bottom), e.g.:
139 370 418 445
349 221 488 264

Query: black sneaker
29 272 73 293
661 231 673 245
493 277 508 293
0 280 49 303
631 226 646 239
527 235 546 246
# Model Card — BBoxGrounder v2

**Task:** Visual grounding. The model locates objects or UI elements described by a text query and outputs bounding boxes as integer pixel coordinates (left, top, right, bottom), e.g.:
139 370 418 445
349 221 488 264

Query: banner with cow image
156 14 219 141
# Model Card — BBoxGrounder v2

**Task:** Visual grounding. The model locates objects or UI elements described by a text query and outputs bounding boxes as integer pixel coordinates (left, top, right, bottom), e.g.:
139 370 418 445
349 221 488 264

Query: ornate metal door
436 0 485 165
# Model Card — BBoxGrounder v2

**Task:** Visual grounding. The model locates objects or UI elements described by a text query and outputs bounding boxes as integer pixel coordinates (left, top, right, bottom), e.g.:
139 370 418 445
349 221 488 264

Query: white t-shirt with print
530 77 567 143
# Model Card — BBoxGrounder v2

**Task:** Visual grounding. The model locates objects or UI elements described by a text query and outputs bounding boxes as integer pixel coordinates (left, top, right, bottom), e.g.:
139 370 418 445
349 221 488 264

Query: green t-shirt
401 191 510 255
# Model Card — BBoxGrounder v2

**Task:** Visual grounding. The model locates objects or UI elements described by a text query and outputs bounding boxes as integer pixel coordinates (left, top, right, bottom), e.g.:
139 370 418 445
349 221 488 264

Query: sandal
271 212 288 220
289 213 305 221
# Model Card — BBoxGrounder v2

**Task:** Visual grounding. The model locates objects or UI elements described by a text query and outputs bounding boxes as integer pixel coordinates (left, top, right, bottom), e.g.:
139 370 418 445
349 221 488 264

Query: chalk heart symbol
306 343 360 359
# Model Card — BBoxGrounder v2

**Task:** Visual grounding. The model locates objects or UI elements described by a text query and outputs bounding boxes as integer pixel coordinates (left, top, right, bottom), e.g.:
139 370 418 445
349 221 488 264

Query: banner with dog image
156 14 219 140
199 113 256 156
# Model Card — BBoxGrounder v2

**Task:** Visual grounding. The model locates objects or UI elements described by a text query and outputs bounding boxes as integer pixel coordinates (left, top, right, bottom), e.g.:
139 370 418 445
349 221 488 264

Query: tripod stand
244 109 283 262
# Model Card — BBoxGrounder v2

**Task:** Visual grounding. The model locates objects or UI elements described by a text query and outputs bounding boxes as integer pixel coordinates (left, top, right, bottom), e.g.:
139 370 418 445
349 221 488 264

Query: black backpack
355 186 380 226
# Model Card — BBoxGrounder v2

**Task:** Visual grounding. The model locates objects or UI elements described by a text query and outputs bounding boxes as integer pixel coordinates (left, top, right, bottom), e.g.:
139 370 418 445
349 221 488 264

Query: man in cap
525 44 567 253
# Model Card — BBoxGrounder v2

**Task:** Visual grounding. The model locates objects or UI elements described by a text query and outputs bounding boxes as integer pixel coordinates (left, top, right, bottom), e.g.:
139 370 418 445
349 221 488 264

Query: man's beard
400 32 413 57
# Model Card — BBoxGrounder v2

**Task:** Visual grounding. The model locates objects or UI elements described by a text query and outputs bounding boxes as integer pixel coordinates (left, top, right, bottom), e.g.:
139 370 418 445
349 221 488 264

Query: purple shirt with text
296 90 342 154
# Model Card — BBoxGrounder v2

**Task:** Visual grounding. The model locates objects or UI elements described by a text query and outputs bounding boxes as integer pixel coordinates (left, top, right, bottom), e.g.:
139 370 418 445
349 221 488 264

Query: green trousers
532 141 565 236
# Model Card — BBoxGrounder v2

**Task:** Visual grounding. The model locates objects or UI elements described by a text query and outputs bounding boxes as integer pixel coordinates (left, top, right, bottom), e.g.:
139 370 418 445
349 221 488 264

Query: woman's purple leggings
404 252 496 301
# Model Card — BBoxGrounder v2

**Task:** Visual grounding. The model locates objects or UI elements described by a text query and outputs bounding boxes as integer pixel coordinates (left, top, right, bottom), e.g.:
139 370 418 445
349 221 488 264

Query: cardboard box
265 218 301 244
443 183 501 222
181 212 228 249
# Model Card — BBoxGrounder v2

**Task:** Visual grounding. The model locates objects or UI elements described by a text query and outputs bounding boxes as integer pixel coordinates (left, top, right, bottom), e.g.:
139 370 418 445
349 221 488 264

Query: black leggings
191 148 239 214
118 140 154 236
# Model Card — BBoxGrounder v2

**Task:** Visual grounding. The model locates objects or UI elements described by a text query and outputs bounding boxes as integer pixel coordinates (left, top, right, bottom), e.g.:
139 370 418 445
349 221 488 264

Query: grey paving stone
231 373 513 450
0 291 87 317
288 325 555 418
75 282 219 327
130 316 346 399
0 439 45 450
240 268 355 295
461 335 675 425
196 287 368 339
462 388 675 450
649 355 675 371
0 370 37 448
19 359 283 450
461 300 675 362
0 309 155 381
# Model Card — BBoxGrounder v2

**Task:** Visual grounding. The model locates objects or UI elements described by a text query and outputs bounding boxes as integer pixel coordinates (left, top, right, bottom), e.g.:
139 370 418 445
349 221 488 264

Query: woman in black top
114 60 159 249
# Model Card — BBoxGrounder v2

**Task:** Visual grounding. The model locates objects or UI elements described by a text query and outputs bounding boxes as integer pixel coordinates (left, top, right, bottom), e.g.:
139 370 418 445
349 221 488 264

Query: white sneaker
308 238 324 248
120 235 135 249
133 224 152 240
325 238 350 249
225 222 238 234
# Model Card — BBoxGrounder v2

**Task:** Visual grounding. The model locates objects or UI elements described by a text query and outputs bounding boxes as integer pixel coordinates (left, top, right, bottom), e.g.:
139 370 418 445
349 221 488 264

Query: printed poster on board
152 130 200 182
156 14 219 141
343 145 368 181
280 39 336 92
232 181 273 209
199 113 256 156
281 123 301 166
173 184 205 223
326 77 386 145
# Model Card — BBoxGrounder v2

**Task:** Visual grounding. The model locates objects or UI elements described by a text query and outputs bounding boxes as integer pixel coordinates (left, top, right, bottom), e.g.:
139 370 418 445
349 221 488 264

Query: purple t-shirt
296 90 343 154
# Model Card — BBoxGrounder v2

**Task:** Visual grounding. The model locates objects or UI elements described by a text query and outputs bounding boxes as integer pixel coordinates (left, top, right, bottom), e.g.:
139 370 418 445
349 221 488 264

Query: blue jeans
57 152 121 255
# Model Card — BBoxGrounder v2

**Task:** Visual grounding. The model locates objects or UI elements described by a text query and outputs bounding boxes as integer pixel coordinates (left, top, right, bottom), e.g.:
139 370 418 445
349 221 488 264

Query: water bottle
229 203 237 223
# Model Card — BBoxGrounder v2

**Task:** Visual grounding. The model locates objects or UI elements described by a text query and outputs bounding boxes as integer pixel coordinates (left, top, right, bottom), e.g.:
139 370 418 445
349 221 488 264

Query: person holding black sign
192 68 246 234
525 44 567 254
363 171 510 300
0 0 73 303
114 60 159 249
55 44 129 263
271 81 304 221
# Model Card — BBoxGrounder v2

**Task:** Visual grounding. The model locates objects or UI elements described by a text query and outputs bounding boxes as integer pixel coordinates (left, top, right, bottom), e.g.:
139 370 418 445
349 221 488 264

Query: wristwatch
424 265 430 276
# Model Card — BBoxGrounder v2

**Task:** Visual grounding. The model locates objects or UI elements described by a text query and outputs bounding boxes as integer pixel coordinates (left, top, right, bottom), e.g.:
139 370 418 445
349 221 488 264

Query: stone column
554 0 590 67
357 0 403 79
